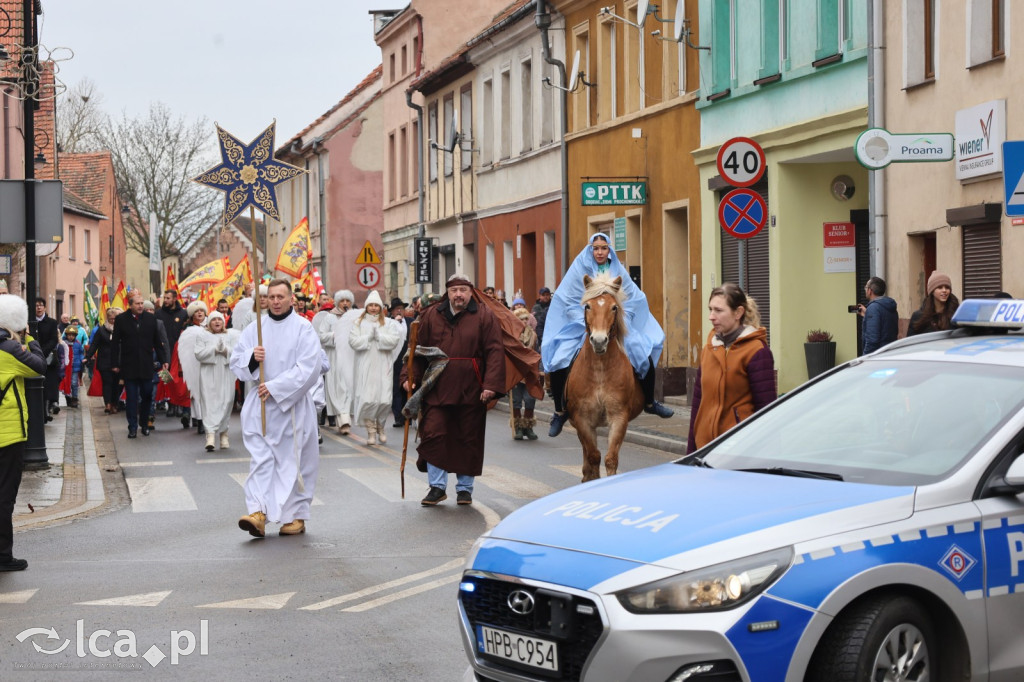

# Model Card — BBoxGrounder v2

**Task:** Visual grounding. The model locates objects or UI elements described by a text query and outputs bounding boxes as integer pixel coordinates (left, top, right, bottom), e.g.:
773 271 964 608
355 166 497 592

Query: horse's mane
581 273 628 339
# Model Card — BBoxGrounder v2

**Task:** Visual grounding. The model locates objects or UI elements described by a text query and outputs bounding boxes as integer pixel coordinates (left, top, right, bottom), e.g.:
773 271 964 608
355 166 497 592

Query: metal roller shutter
718 181 771 343
961 223 1001 298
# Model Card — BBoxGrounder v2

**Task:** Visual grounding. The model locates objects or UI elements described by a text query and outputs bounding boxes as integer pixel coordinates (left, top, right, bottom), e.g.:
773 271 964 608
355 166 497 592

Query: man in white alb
230 279 324 537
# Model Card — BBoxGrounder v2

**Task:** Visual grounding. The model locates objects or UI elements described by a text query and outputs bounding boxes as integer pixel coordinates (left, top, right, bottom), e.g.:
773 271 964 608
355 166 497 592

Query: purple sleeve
686 366 703 454
747 346 777 412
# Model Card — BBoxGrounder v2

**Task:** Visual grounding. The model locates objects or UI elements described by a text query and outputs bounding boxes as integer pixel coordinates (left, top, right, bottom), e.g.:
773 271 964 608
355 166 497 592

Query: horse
565 274 645 482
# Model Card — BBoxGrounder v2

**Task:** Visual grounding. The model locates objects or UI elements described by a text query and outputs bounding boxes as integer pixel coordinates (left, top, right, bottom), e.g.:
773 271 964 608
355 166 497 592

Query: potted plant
804 329 836 380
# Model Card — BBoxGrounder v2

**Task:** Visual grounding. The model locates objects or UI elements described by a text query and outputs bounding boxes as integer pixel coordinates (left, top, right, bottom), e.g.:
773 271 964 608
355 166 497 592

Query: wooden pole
251 205 266 435
400 320 419 499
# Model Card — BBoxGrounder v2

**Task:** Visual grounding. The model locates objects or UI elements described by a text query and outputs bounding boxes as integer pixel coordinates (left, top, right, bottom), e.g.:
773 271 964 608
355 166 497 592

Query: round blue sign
718 188 768 239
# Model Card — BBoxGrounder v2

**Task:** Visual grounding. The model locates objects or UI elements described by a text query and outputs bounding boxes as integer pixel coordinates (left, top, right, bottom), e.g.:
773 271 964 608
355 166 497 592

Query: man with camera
855 276 898 355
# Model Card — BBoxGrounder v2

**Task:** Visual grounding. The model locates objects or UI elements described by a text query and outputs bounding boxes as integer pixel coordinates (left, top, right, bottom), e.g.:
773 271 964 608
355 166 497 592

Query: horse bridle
584 298 620 338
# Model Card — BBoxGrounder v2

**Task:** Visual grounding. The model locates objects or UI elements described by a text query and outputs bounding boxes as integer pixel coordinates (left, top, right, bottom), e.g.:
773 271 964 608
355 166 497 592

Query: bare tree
55 78 105 153
100 103 221 259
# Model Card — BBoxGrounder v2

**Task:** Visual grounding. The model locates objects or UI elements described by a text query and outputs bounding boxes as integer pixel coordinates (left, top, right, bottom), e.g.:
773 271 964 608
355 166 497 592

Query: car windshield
693 360 1024 486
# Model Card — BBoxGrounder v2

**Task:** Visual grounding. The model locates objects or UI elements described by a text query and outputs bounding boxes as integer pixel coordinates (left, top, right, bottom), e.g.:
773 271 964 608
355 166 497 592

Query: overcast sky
39 0 392 144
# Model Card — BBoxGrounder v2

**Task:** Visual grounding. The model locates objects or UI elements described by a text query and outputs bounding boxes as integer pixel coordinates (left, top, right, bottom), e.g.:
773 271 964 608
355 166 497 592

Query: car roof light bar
951 299 1024 328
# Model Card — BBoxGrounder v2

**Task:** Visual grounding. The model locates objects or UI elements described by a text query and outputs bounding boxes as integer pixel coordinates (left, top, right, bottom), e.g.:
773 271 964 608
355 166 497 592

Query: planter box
804 341 837 380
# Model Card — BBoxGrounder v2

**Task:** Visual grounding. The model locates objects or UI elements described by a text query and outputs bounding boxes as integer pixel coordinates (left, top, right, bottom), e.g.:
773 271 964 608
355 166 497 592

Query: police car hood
471 464 914 590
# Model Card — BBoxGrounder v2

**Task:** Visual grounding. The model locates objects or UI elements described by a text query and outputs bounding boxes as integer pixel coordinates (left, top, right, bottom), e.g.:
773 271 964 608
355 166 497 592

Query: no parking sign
718 188 767 240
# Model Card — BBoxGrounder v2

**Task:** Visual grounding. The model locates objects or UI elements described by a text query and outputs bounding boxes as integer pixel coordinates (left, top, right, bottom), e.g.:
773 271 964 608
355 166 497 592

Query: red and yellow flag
180 257 230 290
208 255 253 307
165 266 180 301
274 217 312 278
310 266 326 297
99 276 110 319
111 280 127 311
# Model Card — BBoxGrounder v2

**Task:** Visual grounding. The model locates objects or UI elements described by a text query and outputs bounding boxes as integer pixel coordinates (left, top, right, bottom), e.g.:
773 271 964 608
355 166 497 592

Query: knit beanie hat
927 271 952 296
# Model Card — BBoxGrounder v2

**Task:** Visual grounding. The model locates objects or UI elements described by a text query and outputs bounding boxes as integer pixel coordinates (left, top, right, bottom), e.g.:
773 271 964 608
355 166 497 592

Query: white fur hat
334 289 355 303
258 284 269 296
364 291 383 308
206 310 225 325
0 294 28 333
186 300 208 318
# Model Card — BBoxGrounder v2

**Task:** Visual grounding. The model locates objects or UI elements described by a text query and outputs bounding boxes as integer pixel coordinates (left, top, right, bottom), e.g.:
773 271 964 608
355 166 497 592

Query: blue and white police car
458 299 1024 682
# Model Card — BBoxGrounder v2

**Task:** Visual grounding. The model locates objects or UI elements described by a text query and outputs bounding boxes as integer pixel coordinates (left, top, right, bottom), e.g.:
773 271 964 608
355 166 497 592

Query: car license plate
476 625 559 672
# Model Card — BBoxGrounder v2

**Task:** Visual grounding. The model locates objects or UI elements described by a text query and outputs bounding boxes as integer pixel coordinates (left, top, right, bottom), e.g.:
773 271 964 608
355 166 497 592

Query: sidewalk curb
14 398 107 531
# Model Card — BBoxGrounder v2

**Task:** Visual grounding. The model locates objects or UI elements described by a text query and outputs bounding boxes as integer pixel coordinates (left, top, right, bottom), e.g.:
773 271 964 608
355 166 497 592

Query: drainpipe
536 0 569 278
406 15 426 296
867 0 886 279
312 137 327 283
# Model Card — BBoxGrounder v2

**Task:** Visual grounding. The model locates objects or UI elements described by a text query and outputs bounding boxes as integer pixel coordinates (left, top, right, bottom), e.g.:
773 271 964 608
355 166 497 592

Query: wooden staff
250 205 266 435
400 319 419 499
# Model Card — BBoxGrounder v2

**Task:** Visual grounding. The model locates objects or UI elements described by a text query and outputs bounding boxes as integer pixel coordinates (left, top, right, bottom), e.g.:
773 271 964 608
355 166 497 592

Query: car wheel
807 595 934 682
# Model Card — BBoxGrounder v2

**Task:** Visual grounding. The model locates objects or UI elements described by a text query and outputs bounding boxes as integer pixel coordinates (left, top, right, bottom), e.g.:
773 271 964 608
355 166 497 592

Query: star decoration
192 122 306 224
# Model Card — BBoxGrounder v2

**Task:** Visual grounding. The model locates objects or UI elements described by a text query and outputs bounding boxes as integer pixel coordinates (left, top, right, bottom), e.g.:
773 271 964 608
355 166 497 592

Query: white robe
348 313 403 425
231 297 256 331
194 328 241 434
177 325 206 420
230 310 322 524
314 308 361 425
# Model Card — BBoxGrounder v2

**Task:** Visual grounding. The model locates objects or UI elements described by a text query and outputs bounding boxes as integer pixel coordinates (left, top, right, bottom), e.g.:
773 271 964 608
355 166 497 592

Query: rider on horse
541 232 674 437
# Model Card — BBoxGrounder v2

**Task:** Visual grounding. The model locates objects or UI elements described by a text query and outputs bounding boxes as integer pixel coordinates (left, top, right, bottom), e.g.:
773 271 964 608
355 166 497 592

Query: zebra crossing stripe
0 588 38 603
77 591 172 607
196 592 296 610
299 558 464 611
126 477 198 513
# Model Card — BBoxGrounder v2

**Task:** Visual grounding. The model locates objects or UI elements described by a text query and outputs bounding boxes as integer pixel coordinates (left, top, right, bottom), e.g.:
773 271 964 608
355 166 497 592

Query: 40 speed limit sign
717 137 766 188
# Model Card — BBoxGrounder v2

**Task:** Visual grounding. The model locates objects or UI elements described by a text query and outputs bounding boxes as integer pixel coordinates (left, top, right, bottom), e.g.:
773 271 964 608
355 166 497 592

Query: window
84 228 91 263
69 295 75 321
967 0 1005 66
663 0 687 96
813 0 842 64
401 45 408 76
482 78 494 165
411 119 419 194
443 94 454 176
389 52 396 83
624 2 642 113
413 37 419 73
428 102 438 182
500 69 511 159
388 132 396 201
68 225 76 260
962 223 1001 298
540 63 554 144
904 0 936 86
757 0 784 82
460 85 472 170
598 16 616 121
709 0 735 96
572 24 591 130
399 126 408 197
520 58 533 154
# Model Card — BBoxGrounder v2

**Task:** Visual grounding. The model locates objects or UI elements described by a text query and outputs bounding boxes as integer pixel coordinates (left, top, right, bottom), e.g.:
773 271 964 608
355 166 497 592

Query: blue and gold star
193 122 306 224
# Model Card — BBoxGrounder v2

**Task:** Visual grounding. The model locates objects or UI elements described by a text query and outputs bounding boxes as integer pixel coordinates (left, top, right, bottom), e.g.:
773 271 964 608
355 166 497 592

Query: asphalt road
1 406 678 681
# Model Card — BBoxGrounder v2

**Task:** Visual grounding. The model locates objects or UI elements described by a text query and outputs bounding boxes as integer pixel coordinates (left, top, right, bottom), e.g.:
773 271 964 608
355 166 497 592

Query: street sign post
718 188 767 240
716 137 766 187
1002 141 1024 217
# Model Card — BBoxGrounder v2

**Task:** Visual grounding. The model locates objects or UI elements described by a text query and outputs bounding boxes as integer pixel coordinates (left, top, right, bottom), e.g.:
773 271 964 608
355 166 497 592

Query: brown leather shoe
238 511 266 538
279 519 306 536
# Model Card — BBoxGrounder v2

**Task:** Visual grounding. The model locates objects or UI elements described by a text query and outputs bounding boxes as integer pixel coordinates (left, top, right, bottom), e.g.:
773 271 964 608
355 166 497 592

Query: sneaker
141 427 150 437
421 486 447 506
0 558 28 571
127 429 137 439
238 511 266 538
457 491 473 505
643 401 675 418
279 519 305 535
548 411 569 437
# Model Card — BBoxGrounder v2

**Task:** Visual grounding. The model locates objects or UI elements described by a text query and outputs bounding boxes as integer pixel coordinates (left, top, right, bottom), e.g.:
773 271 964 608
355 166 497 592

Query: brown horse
566 274 645 482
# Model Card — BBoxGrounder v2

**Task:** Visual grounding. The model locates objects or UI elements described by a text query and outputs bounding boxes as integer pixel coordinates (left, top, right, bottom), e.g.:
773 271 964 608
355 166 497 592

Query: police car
458 299 1024 682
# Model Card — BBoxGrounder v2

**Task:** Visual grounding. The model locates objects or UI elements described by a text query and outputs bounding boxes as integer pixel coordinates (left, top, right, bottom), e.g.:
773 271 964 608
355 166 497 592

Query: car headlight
616 548 793 613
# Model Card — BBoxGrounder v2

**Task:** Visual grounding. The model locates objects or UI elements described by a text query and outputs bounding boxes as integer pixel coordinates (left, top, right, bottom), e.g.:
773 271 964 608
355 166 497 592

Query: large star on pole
192 122 306 224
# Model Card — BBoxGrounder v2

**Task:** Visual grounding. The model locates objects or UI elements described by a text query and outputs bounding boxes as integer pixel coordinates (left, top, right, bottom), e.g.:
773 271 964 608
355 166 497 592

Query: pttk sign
718 188 767 239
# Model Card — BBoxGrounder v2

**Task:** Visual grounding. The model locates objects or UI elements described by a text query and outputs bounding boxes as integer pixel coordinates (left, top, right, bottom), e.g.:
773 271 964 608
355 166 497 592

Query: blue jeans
426 462 474 494
123 378 154 431
69 372 80 400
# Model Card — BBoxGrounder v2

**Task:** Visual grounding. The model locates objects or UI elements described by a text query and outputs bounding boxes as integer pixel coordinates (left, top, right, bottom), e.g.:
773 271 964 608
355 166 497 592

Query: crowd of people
0 262 994 558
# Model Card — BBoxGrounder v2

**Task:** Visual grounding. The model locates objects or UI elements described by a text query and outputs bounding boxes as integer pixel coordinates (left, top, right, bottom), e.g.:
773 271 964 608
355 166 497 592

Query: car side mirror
1005 456 1024 489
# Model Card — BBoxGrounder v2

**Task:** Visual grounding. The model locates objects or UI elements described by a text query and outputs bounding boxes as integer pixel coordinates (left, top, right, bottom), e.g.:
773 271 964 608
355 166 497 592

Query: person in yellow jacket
0 294 46 571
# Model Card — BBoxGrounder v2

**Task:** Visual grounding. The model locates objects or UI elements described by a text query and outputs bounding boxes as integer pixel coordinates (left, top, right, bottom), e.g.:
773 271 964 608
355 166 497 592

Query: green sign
613 217 627 251
582 181 647 206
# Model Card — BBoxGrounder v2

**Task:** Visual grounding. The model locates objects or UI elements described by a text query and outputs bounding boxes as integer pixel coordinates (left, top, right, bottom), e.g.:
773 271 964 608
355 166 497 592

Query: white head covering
258 284 269 296
334 289 355 303
364 291 383 308
206 310 225 325
186 300 208 318
0 294 28 332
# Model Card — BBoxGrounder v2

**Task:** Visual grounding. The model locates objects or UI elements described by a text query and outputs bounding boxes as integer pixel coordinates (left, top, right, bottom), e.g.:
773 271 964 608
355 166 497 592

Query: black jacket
32 314 59 359
85 326 115 372
111 310 168 380
155 303 188 352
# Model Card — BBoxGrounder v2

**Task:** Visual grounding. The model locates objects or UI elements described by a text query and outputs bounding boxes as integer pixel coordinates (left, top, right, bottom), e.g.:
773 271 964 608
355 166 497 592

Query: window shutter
961 224 1001 298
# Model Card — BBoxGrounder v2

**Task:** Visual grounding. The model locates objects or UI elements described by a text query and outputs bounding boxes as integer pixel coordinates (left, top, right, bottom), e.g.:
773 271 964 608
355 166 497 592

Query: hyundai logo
507 590 535 615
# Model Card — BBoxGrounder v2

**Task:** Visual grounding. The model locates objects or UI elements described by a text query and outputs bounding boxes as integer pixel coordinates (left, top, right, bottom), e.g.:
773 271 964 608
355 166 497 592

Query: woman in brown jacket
687 283 777 454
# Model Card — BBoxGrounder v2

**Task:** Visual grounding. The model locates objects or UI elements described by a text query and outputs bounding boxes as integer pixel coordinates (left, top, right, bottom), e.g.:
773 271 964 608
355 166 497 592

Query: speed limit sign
357 264 381 289
717 137 766 187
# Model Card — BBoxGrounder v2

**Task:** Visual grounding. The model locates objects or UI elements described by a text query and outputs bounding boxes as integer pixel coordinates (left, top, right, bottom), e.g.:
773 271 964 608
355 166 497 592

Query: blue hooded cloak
540 233 664 375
